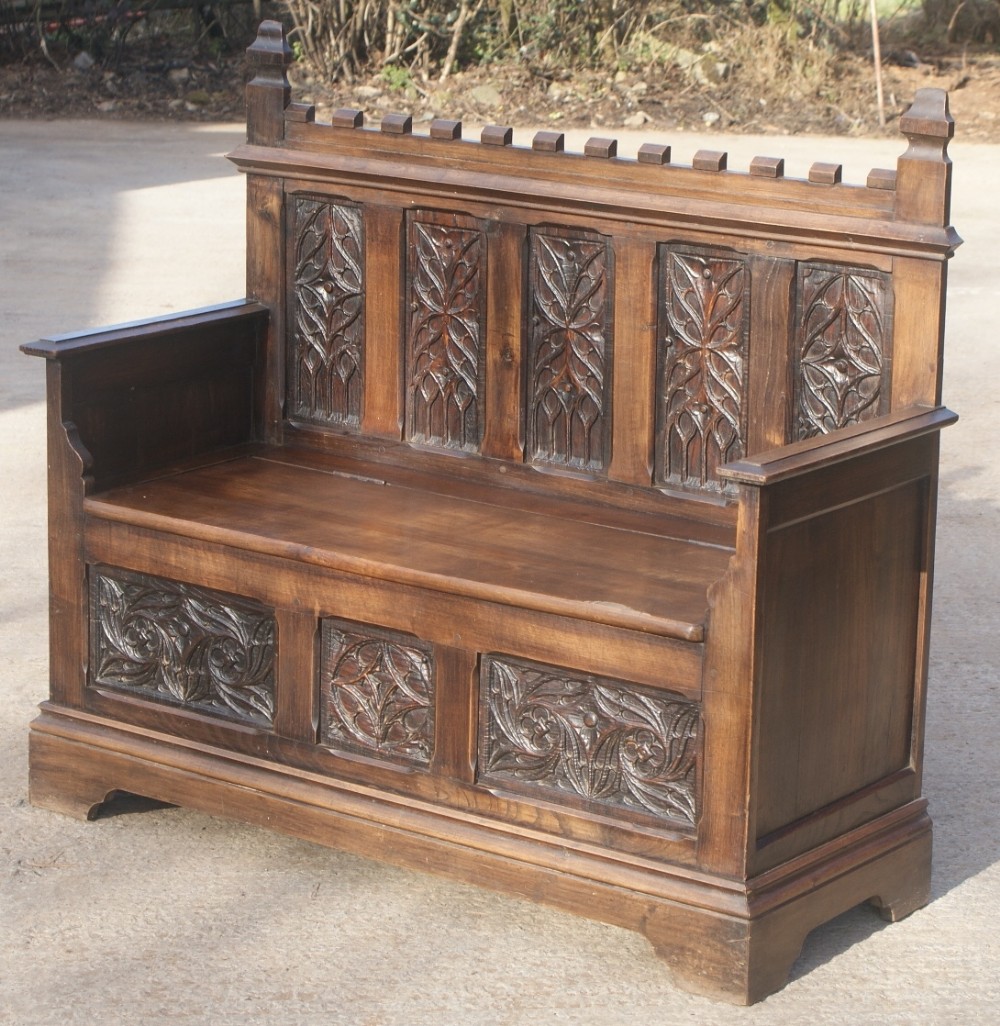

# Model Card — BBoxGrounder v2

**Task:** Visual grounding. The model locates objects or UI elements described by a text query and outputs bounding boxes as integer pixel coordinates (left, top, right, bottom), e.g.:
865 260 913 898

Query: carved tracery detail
321 621 435 766
794 263 891 439
90 567 275 726
289 197 365 427
406 213 485 451
657 248 748 490
527 229 612 472
480 656 699 826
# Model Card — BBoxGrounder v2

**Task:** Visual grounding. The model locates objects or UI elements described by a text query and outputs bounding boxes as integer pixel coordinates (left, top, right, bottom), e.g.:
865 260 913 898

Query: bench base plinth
29 703 932 1005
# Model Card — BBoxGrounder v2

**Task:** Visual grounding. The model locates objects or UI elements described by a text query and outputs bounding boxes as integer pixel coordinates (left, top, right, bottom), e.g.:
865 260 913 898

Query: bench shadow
91 791 177 818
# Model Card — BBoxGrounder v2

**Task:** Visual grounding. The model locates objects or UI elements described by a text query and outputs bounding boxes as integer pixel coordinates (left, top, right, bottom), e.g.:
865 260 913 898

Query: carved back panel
656 246 749 492
288 196 365 428
237 39 957 505
405 210 487 452
526 226 613 473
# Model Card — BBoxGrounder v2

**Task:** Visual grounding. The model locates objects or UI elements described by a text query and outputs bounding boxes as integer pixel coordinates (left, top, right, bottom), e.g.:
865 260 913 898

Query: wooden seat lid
84 454 734 642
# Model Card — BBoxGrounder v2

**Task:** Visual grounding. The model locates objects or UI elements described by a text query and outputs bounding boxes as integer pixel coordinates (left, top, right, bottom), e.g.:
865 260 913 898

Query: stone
72 51 95 72
167 68 190 86
624 111 650 129
470 84 503 108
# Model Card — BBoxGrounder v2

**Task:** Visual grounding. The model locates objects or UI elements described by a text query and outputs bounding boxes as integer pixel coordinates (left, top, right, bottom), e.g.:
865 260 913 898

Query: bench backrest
232 22 958 510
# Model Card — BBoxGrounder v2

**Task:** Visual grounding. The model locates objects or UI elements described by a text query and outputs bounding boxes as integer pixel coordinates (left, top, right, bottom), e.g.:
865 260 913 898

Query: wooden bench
22 21 960 1004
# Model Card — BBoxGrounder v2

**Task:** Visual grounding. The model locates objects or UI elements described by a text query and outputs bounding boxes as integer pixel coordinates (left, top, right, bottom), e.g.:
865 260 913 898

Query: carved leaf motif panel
90 567 275 726
406 212 486 451
321 620 435 766
289 197 365 428
794 263 892 439
480 656 699 827
527 228 612 472
656 247 749 492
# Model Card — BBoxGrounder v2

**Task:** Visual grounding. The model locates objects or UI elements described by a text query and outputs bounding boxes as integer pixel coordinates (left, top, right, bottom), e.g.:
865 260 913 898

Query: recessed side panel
754 478 925 847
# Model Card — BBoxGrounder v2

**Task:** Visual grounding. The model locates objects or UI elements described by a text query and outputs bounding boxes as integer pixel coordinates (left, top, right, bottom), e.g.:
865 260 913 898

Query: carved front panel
480 656 698 827
656 247 748 490
527 228 612 472
289 197 365 428
321 621 435 766
90 567 275 726
406 212 486 451
794 263 892 439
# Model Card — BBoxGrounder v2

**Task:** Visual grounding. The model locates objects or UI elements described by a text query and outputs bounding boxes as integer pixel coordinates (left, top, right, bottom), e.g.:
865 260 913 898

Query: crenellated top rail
234 19 959 501
242 21 958 257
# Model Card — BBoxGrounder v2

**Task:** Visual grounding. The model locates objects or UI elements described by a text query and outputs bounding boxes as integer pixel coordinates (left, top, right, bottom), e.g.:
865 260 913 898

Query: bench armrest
718 405 957 488
22 300 269 491
20 300 268 360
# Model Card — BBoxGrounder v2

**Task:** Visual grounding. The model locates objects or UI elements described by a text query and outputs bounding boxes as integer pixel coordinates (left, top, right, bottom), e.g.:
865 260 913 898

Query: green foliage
381 63 413 91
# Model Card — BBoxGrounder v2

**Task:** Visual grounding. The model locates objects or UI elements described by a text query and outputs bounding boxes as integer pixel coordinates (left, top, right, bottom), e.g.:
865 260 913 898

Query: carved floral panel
527 229 612 472
656 247 748 491
321 621 435 766
90 567 275 726
289 197 365 427
794 263 892 439
480 656 699 827
406 213 486 451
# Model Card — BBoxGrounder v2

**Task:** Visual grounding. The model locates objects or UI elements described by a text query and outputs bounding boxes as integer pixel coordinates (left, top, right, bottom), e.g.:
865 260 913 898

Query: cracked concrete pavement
1 119 998 1025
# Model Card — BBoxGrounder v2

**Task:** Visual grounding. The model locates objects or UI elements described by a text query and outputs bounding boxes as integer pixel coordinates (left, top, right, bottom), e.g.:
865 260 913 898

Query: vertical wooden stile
431 646 479 784
698 487 766 877
247 175 286 443
273 609 319 744
891 258 949 408
46 361 89 709
609 238 656 486
746 256 794 453
245 23 292 443
362 206 405 439
482 221 526 461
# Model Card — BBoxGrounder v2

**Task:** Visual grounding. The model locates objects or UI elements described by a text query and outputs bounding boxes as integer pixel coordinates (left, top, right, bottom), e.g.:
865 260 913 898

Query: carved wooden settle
22 20 959 1005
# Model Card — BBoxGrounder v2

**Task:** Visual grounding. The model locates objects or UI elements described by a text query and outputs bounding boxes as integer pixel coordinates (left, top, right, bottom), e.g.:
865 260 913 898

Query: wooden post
246 20 292 147
895 88 954 227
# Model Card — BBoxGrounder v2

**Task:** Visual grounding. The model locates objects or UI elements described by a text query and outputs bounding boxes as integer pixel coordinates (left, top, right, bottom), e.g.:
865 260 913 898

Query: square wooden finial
332 108 364 129
482 125 513 146
637 143 670 165
693 150 727 172
430 119 463 141
750 156 785 179
533 131 565 153
809 162 842 185
585 137 618 159
381 113 413 135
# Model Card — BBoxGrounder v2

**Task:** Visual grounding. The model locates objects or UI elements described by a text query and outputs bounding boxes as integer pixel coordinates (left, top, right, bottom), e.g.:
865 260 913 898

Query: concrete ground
1 119 997 1026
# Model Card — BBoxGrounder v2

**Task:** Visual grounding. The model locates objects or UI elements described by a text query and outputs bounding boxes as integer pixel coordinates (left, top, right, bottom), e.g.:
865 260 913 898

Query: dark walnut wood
21 19 960 1005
